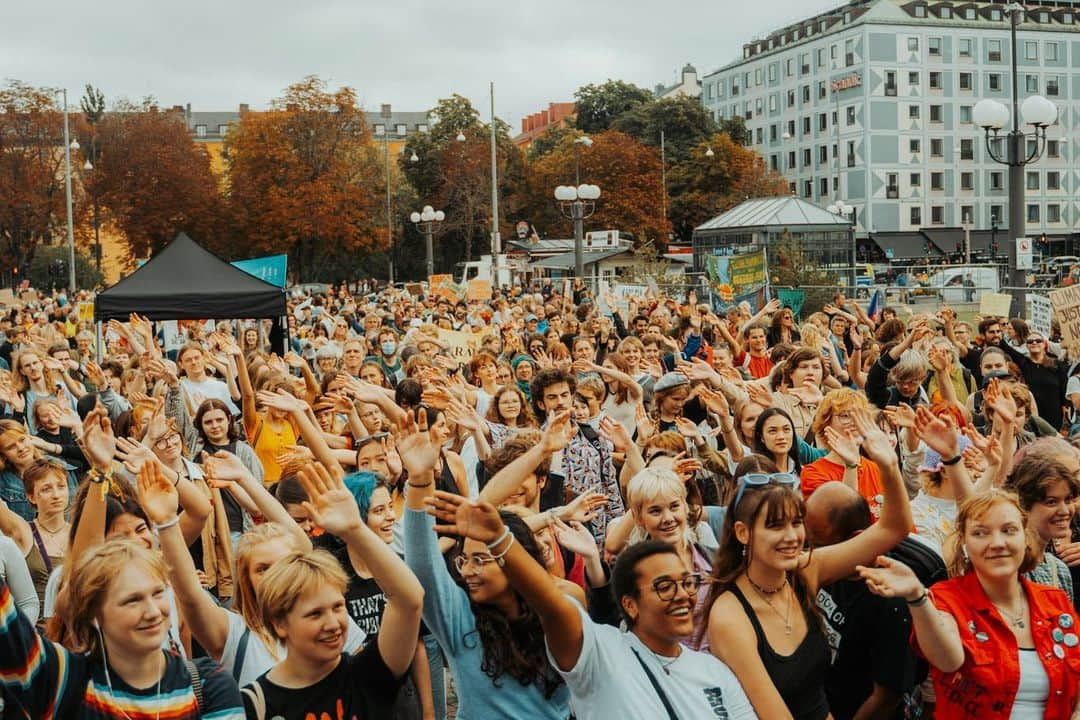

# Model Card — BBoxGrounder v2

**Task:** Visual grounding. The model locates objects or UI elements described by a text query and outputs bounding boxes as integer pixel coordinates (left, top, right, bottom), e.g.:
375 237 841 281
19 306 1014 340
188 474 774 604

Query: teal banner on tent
232 255 288 288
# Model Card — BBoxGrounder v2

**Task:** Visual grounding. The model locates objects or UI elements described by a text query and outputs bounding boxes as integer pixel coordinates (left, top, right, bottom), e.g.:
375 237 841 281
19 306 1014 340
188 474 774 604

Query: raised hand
746 382 774 409
424 490 504 544
675 356 716 383
552 518 600 560
256 388 307 414
961 425 991 454
84 361 106 389
201 450 252 484
298 462 363 537
983 379 1019 428
857 556 924 602
274 444 315 476
598 415 631 454
79 400 116 471
698 386 731 419
927 345 952 374
913 406 960 459
560 490 608 524
571 359 596 376
635 404 656 443
282 351 307 370
674 417 703 444
116 436 157 475
395 410 440 477
420 385 452 411
136 460 178 527
883 404 917 429
787 379 824 406
824 426 861 466
851 407 896 466
445 397 480 434
542 411 577 454
673 456 704 482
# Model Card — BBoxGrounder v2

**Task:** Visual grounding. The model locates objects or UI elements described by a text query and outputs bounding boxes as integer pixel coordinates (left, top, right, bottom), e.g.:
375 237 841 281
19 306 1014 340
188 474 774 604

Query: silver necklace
644 643 682 675
993 598 1028 629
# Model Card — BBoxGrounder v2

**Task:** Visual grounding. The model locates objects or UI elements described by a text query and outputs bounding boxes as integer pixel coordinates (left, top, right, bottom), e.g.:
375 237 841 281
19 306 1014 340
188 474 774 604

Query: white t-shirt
220 605 366 687
550 604 757 720
181 376 240 416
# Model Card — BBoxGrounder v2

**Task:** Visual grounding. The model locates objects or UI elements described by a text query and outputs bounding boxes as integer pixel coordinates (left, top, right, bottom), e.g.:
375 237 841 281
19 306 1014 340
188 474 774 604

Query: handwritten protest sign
466 279 492 302
438 329 481 364
405 283 424 298
1027 294 1052 339
1050 286 1080 355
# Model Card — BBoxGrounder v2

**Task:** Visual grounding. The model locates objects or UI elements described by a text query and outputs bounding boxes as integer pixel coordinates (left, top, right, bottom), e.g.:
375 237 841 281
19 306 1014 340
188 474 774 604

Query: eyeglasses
454 553 497 573
1026 338 1044 346
731 473 800 515
154 433 181 450
650 573 705 601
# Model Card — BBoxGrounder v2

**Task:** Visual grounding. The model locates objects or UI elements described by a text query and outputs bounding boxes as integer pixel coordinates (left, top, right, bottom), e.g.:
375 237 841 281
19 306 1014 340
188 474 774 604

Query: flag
867 289 883 323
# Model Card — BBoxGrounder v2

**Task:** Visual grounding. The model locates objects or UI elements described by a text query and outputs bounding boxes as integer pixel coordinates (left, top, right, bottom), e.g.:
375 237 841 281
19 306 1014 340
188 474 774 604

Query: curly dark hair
455 511 564 698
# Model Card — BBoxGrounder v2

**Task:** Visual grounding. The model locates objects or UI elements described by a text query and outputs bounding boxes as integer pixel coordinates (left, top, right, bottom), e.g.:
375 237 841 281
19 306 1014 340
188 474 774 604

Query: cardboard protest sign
1050 286 1080 355
405 283 424 298
1027 294 1052 339
979 293 1013 319
438 329 481 364
77 302 95 323
466 279 492 302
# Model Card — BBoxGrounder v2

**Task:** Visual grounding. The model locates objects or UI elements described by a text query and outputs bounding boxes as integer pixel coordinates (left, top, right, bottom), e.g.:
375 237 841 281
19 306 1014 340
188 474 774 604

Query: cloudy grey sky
3 0 839 129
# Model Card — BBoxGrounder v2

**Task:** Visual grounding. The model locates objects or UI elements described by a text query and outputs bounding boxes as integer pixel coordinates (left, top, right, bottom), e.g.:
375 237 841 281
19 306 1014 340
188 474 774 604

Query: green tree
611 95 717 164
526 124 574 161
28 244 103 291
718 116 749 146
572 80 654 134
770 230 840 314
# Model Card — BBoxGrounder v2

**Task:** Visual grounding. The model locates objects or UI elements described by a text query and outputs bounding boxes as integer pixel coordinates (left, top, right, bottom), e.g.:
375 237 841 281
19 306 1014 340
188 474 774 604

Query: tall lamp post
827 200 857 295
58 89 78 294
555 184 601 280
410 205 445 278
573 135 592 186
971 1 1058 313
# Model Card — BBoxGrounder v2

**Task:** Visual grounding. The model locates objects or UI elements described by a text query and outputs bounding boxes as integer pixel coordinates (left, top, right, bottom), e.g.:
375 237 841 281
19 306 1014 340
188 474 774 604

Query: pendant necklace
749 576 793 634
993 598 1027 629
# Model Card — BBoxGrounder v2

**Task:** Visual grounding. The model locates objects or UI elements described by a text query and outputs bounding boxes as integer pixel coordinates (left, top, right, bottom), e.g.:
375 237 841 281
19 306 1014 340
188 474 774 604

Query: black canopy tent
94 233 286 322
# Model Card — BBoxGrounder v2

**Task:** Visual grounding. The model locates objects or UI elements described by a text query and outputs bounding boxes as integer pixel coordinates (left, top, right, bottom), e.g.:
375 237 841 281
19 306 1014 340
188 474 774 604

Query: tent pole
94 321 103 364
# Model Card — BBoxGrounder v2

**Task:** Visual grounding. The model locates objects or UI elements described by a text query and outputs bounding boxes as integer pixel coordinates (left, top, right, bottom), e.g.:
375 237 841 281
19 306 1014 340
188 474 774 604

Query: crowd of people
0 275 1079 719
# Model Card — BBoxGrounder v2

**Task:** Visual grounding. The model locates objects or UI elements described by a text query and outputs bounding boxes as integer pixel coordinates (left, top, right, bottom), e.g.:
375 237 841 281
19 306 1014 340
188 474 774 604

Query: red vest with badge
915 572 1080 719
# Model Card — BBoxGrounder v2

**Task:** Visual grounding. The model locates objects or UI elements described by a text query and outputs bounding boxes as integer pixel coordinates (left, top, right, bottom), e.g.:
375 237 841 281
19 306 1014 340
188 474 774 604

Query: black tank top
730 583 830 720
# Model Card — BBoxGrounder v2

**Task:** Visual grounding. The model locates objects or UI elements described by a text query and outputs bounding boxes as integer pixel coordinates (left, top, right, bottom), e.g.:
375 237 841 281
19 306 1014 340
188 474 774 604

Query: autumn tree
572 80 654 134
521 130 670 245
82 97 222 265
400 95 527 275
667 133 788 243
0 81 70 287
225 76 383 282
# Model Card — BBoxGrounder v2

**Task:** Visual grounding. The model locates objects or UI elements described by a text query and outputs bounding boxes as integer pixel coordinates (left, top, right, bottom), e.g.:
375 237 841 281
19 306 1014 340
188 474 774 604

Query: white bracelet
153 517 180 533
486 527 512 552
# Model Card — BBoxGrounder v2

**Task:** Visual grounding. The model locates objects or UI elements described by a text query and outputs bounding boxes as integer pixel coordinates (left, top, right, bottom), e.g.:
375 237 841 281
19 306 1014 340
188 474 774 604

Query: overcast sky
4 0 839 130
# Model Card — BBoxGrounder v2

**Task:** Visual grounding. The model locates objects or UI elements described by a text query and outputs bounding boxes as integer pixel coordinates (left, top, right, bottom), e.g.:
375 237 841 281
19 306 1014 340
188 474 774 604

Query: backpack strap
241 681 267 720
185 659 204 714
631 648 679 720
231 627 251 683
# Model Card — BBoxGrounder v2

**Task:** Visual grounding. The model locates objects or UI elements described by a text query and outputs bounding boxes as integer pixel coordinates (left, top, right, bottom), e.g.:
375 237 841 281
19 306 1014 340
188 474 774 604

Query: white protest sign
1027 294 1052 339
161 320 186 352
1050 286 1080 356
612 284 648 313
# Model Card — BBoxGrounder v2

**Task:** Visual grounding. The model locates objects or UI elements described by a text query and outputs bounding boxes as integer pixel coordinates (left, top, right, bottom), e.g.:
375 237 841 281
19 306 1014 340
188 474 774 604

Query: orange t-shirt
735 351 774 379
800 456 885 520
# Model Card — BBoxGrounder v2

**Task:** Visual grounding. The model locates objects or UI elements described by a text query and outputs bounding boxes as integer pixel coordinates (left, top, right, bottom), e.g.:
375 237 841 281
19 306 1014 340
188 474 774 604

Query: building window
756 98 764 115
818 81 827 99
932 206 944 224
769 95 778 112
960 138 974 160
800 53 810 75
988 40 1002 62
930 105 943 123
819 178 829 196
785 58 793 76
788 151 796 169
768 65 777 83
959 72 972 90
217 124 229 135
787 90 795 107
1047 140 1060 158
931 172 944 190
770 125 779 142
991 204 1003 223
847 140 856 167
395 124 407 135
961 172 974 190
911 206 923 225
818 113 828 131
988 73 1001 91
374 123 386 135
803 117 811 135
963 8 976 20
754 68 762 86
1047 42 1059 61
930 72 942 89
962 205 974 224
818 145 828 164
929 37 942 56
770 155 779 171
1025 75 1038 94
1048 172 1060 190
1024 41 1038 60
960 105 972 124
787 120 796 136
914 5 927 18
1047 77 1060 97
885 71 897 96
1048 204 1061 223
831 44 838 59
940 6 951 18
931 138 944 157
195 124 206 137
845 39 855 66
816 48 825 67
907 37 920 52
959 38 972 57
911 172 922 187
846 106 856 126
1027 172 1040 190
989 8 1001 21
887 173 899 197
910 138 921 153
803 180 813 198
990 171 1003 191
802 85 811 103
909 105 921 119
789 181 797 194
1027 204 1040 223
909 71 919 85
1063 12 1074 24
803 148 812 166
756 127 764 144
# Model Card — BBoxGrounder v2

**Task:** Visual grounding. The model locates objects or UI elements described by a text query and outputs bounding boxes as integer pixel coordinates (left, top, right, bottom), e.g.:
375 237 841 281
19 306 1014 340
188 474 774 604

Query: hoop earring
961 544 969 562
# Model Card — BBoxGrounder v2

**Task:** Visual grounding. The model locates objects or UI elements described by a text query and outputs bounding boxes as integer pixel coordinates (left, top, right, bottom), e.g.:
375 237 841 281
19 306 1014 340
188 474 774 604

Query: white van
925 266 1000 304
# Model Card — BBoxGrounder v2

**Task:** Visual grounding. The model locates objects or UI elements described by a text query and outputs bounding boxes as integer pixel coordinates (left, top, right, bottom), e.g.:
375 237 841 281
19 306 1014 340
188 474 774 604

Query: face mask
381 341 397 355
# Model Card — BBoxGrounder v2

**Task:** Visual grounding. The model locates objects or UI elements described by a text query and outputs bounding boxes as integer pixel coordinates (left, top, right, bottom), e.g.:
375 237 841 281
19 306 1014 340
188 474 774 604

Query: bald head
805 482 870 547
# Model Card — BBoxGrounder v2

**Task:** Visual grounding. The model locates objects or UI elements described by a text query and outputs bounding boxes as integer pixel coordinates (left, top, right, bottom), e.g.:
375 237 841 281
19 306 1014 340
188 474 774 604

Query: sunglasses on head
731 472 799 515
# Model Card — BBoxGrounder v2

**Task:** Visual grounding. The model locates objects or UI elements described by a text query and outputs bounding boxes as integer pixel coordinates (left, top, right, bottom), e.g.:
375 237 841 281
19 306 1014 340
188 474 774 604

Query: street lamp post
58 89 77 294
555 184 601 280
971 1 1058 313
573 136 592 187
410 205 445 278
827 200 857 295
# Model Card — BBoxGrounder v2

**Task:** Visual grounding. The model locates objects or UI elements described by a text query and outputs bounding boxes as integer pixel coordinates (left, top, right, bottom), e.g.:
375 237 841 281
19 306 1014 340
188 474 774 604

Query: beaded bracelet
153 517 180 533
